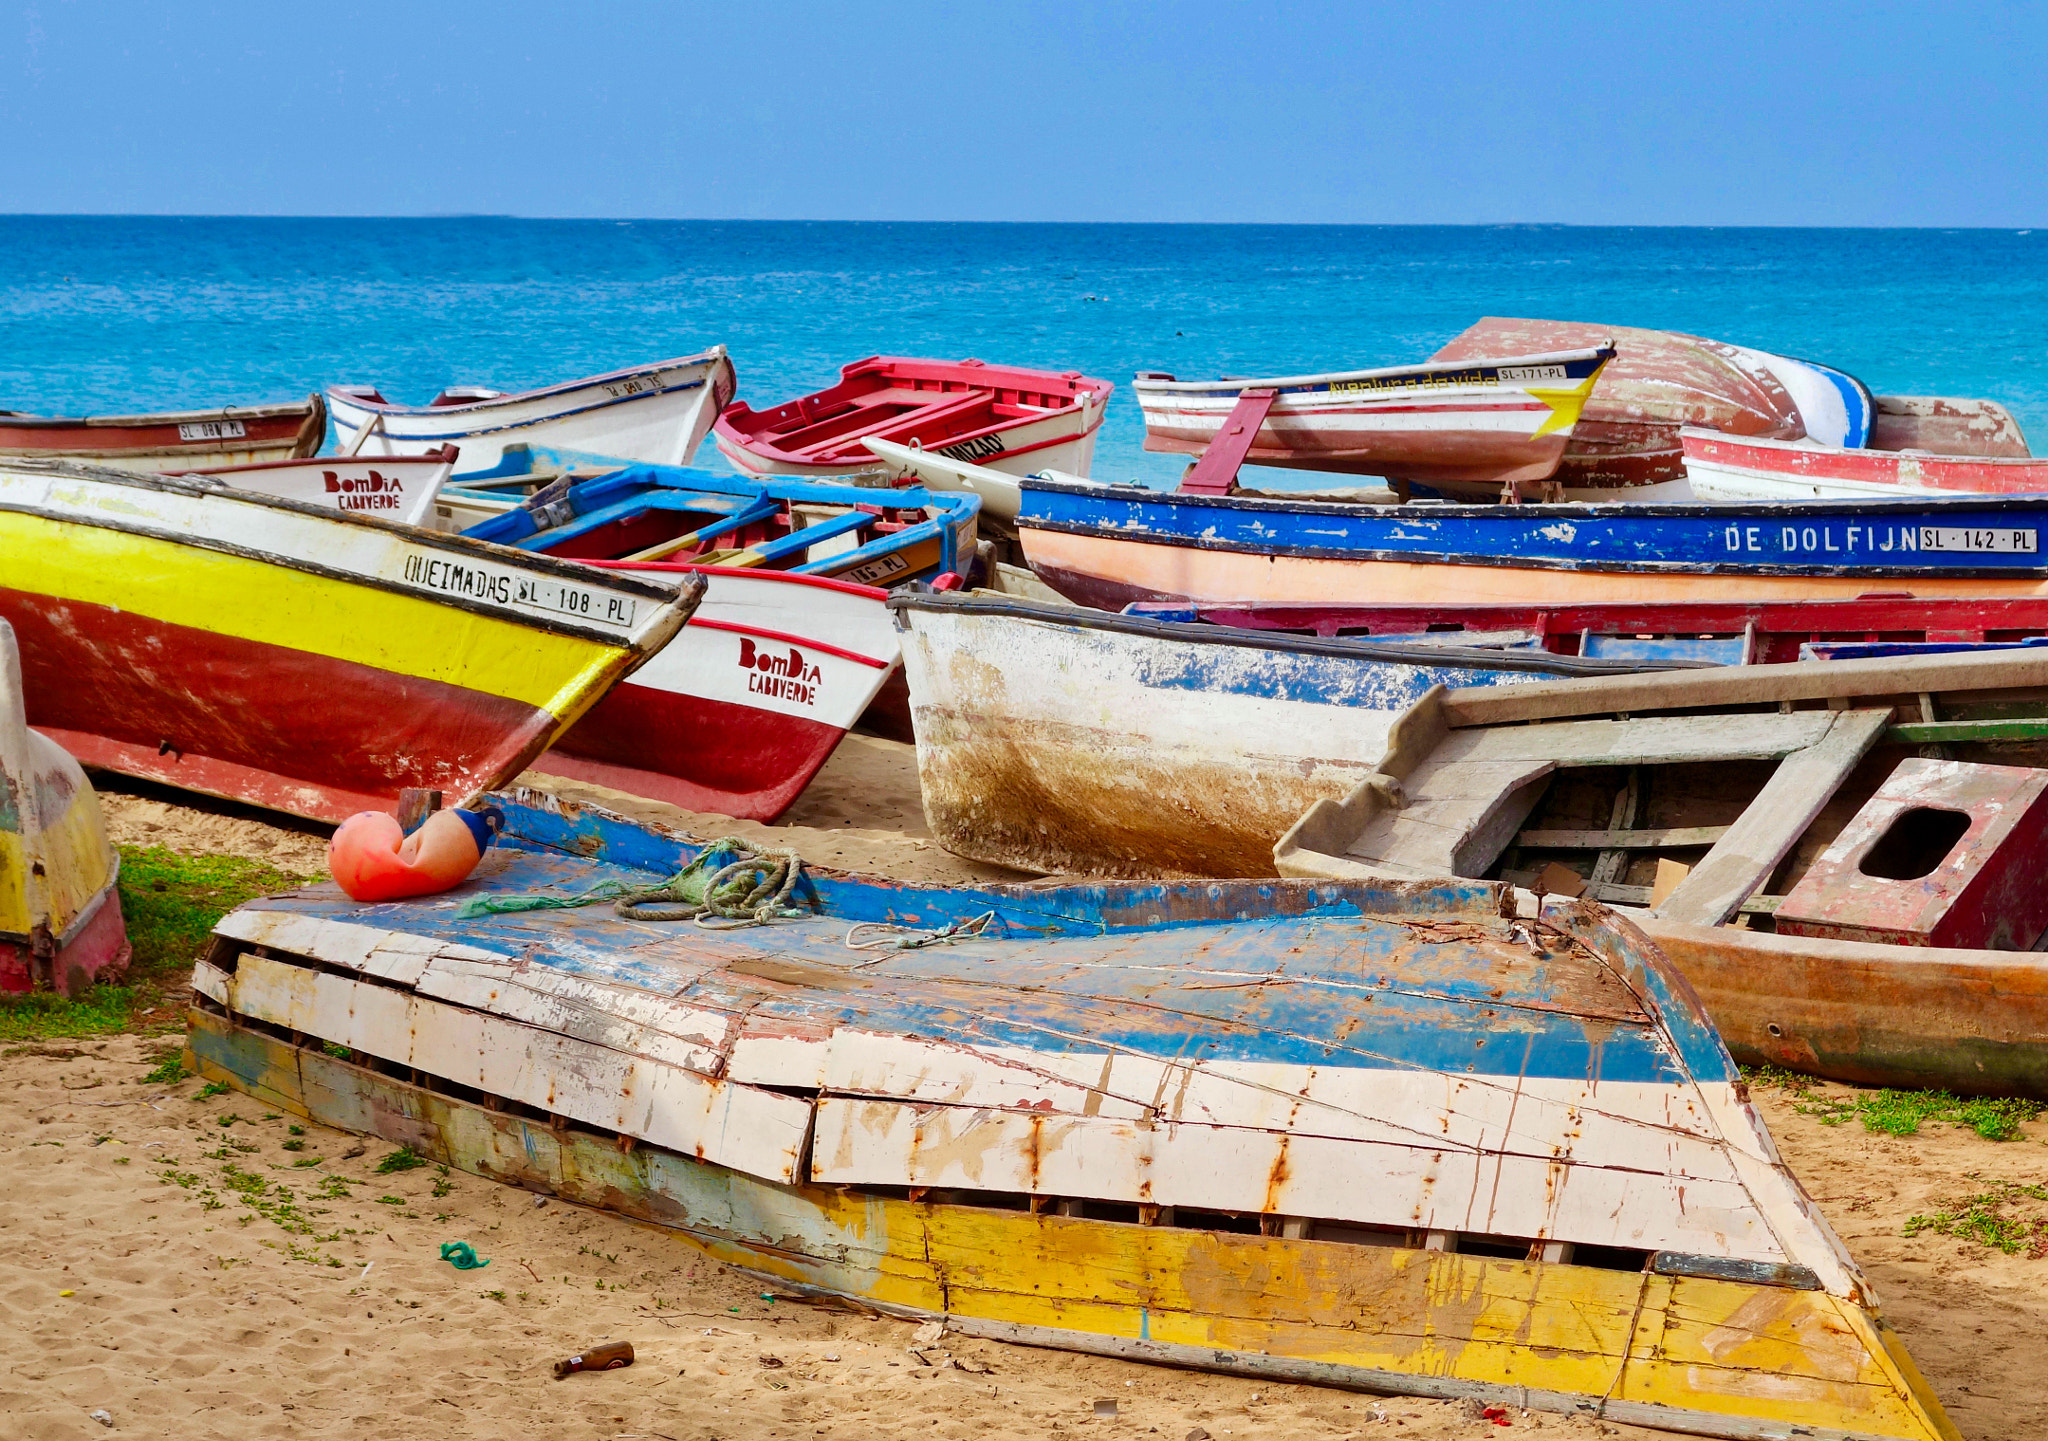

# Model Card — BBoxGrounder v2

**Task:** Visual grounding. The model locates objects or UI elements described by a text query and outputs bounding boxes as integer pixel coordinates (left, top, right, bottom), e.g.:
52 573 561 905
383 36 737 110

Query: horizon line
0 214 2041 232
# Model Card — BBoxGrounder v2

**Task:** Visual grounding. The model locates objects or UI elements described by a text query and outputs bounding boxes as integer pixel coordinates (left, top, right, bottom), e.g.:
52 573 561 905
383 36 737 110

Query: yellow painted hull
186 1009 1958 1441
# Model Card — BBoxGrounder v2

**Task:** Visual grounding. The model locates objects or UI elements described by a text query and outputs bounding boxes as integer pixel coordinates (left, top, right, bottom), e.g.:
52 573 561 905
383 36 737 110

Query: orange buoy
329 805 503 902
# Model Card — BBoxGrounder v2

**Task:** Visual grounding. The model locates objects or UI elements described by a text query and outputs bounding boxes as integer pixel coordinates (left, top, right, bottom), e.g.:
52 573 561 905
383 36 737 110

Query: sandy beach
5 733 2044 1440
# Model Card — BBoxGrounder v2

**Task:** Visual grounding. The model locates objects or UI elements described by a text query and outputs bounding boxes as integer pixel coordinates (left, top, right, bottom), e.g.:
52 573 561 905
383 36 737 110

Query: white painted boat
1132 346 1615 499
861 436 1023 521
1683 426 2048 502
174 446 457 528
890 590 1686 877
327 349 736 476
529 564 902 820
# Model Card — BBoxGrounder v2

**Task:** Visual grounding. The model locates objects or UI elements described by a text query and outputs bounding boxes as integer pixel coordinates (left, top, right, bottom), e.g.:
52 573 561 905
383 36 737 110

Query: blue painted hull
1020 478 2048 578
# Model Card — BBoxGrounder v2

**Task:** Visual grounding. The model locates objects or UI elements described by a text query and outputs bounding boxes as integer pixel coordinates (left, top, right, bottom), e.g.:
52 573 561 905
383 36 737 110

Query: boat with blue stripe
1016 477 2048 610
183 787 1956 1441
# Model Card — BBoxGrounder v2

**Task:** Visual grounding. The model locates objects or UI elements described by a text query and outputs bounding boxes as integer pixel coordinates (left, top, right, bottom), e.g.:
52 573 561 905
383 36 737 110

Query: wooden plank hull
1683 429 2048 502
1134 347 1611 496
0 461 697 822
327 350 735 476
1018 479 2048 609
0 397 324 471
182 1004 1955 1441
535 567 900 820
892 592 1684 877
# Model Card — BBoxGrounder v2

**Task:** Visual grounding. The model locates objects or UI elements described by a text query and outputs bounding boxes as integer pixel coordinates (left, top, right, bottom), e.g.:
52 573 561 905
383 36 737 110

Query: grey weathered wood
1501 871 1783 915
1654 709 1893 928
1521 824 1731 851
1442 711 1831 768
1440 649 2048 729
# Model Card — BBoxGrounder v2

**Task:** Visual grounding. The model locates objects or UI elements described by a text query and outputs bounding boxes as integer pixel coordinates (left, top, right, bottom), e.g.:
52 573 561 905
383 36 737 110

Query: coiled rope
456 838 810 930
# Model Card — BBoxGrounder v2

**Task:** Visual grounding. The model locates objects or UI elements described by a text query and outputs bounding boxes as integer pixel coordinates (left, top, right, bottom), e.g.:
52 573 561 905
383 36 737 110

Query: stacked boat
20 318 2048 1440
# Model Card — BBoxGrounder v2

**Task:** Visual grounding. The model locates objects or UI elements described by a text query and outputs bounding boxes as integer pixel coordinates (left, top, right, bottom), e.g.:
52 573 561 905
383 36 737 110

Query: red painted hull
0 399 323 464
0 888 130 996
540 682 847 818
1144 595 2048 662
0 589 561 823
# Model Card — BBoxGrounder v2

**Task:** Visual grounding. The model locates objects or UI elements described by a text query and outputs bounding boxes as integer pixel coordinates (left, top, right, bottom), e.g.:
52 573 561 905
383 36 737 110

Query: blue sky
5 1 2045 224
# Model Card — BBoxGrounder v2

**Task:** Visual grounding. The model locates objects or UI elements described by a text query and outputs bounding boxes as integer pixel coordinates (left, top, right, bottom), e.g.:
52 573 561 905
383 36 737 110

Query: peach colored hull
1023 527 2048 608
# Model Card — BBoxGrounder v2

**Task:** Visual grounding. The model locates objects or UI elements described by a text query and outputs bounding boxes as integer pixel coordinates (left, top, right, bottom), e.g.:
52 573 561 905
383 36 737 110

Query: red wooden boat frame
713 356 1112 477
0 396 325 464
1147 595 2048 663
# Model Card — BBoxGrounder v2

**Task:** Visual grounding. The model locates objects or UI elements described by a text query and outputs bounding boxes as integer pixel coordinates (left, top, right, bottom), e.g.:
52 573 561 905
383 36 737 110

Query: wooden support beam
1520 824 1731 851
1177 389 1277 495
1655 710 1892 928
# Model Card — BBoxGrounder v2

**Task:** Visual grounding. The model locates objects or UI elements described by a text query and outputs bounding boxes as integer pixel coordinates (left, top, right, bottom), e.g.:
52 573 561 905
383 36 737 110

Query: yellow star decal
1526 374 1600 439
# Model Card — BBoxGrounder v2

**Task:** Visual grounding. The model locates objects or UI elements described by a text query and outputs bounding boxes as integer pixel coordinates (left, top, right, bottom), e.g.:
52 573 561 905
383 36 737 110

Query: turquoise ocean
3 218 2045 487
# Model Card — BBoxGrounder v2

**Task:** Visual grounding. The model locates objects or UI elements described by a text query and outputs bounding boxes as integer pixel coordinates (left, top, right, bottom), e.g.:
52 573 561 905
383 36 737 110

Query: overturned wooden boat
185 788 1956 1441
1433 318 2025 497
172 445 458 527
1683 427 2048 502
891 590 1700 876
1 619 128 996
530 565 901 819
713 356 1112 481
327 349 736 476
0 395 325 471
1015 472 2048 610
1275 647 2048 1098
0 459 700 822
1134 344 1615 499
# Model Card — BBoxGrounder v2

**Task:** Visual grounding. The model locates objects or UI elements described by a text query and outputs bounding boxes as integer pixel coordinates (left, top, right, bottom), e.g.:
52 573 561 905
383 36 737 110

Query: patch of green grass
0 846 305 1041
196 1080 229 1099
322 1042 351 1060
141 1049 188 1085
1740 1062 1819 1094
1797 1088 2046 1142
1905 1178 2048 1256
374 1144 427 1174
281 1139 305 1152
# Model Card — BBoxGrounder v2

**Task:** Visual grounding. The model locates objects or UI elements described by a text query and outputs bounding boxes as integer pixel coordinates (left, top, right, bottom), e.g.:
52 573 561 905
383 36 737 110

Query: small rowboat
529 565 900 819
712 356 1112 481
1133 346 1615 499
1433 318 2026 497
327 349 736 476
456 463 976 818
463 464 979 591
173 446 458 528
0 459 700 822
1 619 129 996
1682 427 2048 502
892 590 1700 877
0 396 325 471
1275 646 2048 1099
185 787 1957 1441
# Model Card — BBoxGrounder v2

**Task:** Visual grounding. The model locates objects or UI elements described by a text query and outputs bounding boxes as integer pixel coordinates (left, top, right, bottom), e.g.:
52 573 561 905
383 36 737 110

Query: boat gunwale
0 396 322 430
886 590 1716 678
1 460 694 646
324 347 731 417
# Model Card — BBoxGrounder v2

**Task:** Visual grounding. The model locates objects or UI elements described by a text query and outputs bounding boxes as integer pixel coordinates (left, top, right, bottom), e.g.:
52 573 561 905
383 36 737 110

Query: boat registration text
401 551 638 628
178 420 247 441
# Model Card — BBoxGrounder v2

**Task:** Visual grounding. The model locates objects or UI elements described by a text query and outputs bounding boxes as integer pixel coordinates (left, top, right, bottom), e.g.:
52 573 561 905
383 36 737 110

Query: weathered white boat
1682 426 2048 502
174 446 457 527
1 618 129 996
890 590 1696 877
184 788 1957 1441
1133 346 1615 499
327 349 736 476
